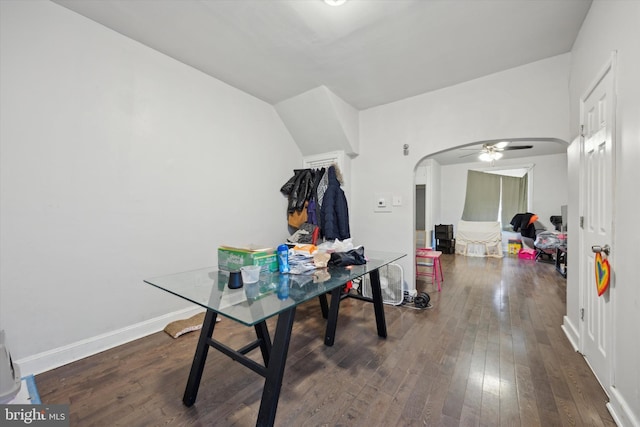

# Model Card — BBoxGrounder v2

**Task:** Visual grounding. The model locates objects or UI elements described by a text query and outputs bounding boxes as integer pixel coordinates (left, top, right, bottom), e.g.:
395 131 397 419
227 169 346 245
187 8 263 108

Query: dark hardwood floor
37 254 616 426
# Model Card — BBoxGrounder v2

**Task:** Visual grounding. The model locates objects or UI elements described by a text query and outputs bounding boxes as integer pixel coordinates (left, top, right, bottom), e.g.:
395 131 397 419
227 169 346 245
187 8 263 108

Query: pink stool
416 248 444 291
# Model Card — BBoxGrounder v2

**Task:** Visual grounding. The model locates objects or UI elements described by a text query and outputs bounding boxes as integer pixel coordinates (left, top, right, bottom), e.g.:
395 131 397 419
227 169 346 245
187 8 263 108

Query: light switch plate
393 196 402 206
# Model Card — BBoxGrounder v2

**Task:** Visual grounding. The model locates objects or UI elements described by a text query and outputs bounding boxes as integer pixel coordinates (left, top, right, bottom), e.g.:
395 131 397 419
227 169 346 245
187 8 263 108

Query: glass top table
145 250 405 427
144 250 406 327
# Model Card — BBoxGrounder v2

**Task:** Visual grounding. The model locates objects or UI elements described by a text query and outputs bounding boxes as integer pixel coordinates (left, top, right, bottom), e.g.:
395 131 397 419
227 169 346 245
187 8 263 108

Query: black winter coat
510 212 537 238
280 169 314 213
320 166 350 240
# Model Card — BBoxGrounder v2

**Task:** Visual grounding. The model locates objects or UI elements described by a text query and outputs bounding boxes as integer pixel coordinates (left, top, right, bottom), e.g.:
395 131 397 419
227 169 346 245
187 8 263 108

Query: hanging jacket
288 202 308 228
280 169 313 213
320 166 350 240
307 199 318 225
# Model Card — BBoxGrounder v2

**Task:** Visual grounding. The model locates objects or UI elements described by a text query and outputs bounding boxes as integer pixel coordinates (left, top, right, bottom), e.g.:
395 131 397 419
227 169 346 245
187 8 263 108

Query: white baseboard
561 315 580 352
607 386 640 427
15 307 205 376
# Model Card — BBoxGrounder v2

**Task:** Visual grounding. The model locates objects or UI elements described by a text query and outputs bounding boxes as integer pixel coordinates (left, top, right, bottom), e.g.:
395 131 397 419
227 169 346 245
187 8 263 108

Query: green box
253 253 278 273
218 246 276 272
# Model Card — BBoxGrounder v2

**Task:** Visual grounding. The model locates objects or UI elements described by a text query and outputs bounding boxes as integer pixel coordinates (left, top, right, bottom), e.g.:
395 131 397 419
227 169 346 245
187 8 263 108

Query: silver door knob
591 244 611 256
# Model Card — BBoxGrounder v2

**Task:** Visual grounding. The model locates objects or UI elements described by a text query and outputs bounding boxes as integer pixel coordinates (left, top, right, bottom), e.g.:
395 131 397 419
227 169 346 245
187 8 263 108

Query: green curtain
461 170 500 221
501 174 528 228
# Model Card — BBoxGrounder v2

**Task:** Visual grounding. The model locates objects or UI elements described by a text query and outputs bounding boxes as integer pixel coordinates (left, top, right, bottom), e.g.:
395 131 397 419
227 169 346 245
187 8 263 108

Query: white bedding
455 220 503 258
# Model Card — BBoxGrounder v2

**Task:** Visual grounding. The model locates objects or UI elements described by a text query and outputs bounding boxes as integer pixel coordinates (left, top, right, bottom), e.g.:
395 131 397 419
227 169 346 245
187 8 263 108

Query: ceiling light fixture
479 151 503 163
324 0 347 6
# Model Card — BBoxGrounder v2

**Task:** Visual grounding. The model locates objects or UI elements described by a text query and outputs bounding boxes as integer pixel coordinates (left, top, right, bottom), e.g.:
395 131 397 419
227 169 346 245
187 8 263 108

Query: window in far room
461 166 531 229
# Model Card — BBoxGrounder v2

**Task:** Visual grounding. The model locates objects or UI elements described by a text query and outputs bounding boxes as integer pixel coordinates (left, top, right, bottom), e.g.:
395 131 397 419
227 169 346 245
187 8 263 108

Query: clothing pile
510 212 539 238
280 165 350 242
534 231 565 250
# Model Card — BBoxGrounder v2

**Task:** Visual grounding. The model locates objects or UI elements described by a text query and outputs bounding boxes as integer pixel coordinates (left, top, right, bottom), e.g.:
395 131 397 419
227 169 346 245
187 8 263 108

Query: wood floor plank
514 362 542 426
36 254 615 426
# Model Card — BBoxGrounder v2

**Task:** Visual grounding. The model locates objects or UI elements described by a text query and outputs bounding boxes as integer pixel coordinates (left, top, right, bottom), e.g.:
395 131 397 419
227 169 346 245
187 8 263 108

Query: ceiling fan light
479 151 503 162
324 0 347 6
479 152 492 162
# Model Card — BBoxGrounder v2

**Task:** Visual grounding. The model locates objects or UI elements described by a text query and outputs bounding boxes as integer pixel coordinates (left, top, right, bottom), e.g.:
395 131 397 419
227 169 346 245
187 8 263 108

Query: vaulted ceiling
53 0 592 110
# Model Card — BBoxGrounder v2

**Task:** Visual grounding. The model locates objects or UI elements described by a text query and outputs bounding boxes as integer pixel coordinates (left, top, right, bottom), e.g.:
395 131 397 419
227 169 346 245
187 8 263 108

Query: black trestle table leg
256 306 296 427
183 310 218 406
368 269 387 338
324 286 342 347
318 293 329 319
254 321 272 365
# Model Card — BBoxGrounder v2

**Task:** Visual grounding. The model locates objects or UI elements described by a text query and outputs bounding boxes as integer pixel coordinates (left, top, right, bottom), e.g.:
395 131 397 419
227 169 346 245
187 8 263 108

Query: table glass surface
144 251 405 326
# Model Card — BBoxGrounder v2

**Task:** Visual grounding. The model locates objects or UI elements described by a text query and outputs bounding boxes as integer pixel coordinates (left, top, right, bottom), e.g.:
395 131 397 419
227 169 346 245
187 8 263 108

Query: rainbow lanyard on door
595 252 611 296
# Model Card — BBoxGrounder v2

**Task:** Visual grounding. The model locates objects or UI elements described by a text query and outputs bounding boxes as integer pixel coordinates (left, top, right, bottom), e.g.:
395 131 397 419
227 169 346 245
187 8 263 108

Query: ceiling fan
459 141 534 163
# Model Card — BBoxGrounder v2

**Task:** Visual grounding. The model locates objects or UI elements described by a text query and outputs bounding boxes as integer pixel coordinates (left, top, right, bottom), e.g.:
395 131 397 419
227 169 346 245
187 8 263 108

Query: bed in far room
455 220 503 258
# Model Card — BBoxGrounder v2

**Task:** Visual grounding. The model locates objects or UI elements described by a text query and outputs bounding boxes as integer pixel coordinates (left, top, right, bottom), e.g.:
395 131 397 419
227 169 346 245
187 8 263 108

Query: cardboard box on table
218 246 278 272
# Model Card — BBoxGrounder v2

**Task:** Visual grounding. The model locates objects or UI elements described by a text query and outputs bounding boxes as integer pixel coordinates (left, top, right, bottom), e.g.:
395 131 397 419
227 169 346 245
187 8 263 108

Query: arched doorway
410 138 568 295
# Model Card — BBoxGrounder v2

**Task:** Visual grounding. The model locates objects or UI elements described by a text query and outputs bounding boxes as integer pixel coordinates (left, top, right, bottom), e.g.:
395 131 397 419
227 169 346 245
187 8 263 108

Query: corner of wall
274 86 359 158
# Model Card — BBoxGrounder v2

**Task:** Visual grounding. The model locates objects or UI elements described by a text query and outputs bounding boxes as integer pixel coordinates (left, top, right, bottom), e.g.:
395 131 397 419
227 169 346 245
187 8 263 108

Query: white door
579 56 616 391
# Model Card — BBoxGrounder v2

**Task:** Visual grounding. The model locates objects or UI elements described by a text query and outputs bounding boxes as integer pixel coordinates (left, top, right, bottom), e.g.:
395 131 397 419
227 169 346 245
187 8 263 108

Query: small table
144 251 405 427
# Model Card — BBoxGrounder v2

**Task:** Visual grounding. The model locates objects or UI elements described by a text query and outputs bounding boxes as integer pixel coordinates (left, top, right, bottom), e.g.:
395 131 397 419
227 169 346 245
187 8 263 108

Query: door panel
580 62 614 391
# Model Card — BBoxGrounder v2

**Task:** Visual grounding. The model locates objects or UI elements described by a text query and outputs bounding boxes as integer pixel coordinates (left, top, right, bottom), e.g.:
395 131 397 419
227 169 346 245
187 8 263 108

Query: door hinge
580 216 584 229
581 308 585 320
580 124 585 138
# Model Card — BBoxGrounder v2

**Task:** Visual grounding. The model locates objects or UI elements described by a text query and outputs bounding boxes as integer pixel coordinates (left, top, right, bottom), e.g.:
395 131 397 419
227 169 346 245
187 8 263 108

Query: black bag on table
328 247 366 267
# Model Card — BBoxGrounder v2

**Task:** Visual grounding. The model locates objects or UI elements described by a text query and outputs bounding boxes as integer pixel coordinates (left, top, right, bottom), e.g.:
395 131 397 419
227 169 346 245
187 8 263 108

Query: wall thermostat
374 193 392 212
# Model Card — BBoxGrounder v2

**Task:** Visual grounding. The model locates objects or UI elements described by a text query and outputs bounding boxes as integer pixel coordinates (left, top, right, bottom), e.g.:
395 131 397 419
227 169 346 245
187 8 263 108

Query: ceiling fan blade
501 145 533 151
459 151 480 158
490 141 510 149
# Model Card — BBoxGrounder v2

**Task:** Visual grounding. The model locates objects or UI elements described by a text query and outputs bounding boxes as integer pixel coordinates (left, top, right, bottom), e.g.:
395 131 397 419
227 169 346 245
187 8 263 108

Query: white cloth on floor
456 220 503 258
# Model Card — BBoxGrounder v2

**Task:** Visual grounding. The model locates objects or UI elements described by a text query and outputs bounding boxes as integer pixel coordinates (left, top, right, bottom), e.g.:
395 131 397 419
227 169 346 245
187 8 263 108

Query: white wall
567 1 640 425
414 159 440 248
439 153 568 232
0 1 301 372
354 54 571 280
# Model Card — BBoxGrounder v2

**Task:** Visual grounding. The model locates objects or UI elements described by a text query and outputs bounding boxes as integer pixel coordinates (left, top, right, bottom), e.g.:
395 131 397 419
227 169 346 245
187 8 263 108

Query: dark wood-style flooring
37 254 616 426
